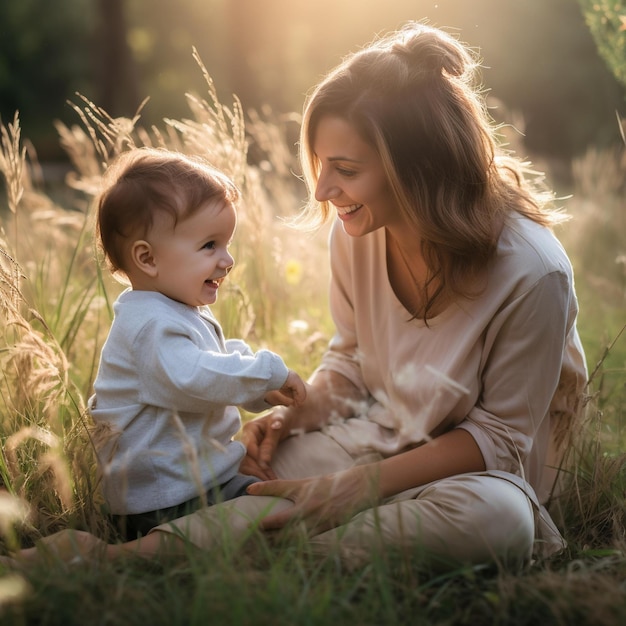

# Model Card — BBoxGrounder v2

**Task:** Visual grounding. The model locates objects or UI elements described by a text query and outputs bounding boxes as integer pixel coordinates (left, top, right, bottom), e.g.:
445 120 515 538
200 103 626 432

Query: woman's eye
337 167 357 177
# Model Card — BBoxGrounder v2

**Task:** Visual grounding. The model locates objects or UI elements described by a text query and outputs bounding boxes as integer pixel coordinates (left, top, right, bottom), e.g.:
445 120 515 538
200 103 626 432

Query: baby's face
146 199 236 307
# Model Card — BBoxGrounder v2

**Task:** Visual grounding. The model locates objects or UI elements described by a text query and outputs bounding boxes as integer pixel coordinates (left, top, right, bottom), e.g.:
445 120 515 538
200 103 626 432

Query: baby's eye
202 241 216 250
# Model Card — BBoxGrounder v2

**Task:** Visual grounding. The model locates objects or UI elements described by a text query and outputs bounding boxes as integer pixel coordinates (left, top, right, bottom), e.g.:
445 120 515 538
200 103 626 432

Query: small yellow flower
285 259 303 285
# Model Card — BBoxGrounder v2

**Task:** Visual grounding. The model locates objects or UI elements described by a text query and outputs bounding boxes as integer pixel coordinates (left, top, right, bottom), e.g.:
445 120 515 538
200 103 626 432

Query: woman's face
312 115 402 237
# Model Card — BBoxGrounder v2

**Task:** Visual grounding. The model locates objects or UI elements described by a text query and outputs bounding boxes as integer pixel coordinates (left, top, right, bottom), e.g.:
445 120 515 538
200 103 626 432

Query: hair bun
390 23 475 81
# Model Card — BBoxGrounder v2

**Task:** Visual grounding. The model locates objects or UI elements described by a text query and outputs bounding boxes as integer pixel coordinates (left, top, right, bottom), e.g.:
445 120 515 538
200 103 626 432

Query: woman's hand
239 409 291 480
240 371 363 481
245 465 379 534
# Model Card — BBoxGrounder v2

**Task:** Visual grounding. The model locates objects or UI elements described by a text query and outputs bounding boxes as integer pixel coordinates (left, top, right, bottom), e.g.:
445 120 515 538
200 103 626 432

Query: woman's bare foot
8 529 107 567
3 528 193 568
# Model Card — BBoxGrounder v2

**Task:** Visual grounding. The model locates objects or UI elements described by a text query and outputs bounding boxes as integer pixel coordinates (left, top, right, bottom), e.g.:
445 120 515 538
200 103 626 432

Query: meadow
0 61 624 625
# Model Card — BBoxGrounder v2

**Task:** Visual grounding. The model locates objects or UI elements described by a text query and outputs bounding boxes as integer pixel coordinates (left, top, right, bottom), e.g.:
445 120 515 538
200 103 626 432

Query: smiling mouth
336 204 362 216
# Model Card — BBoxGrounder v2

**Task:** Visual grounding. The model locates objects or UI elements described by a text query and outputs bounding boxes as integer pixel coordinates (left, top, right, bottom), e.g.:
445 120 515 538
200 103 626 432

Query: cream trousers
151 431 565 567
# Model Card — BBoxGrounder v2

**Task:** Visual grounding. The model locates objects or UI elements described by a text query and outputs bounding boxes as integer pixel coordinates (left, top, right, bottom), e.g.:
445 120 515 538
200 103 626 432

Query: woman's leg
147 431 357 550
4 432 353 566
309 473 537 569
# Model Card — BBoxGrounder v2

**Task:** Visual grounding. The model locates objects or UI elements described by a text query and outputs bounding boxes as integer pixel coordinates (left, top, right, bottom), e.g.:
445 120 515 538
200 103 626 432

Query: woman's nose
315 172 341 202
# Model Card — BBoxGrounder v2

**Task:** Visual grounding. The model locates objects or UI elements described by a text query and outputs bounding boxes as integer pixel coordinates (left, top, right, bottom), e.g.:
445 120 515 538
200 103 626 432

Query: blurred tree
449 0 625 159
578 0 626 89
122 0 228 126
0 0 624 165
185 0 626 161
0 0 95 159
96 0 140 116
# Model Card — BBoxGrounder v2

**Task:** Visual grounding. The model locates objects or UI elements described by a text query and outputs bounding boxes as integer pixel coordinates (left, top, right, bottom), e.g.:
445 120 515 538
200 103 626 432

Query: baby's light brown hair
96 148 240 279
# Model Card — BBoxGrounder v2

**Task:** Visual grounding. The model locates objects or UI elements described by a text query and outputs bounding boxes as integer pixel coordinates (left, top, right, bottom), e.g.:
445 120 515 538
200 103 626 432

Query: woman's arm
246 427 485 531
377 428 485 497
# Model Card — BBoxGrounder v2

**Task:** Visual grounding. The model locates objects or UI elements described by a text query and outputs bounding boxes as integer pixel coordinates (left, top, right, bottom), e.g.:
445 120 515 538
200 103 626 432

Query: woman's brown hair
299 22 566 318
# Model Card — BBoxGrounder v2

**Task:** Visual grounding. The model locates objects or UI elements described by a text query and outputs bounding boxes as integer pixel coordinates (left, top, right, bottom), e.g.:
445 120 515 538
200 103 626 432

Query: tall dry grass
0 56 330 548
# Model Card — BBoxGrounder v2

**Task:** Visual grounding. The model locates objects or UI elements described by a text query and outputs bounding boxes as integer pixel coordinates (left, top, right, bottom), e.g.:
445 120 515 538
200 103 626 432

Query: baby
90 147 306 539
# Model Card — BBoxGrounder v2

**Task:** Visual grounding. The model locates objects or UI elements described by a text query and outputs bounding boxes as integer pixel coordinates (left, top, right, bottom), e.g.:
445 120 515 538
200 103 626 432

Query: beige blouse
316 213 587 504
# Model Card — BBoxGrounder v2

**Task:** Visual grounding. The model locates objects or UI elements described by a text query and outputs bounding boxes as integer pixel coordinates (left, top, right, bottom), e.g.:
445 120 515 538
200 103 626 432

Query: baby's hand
264 370 307 407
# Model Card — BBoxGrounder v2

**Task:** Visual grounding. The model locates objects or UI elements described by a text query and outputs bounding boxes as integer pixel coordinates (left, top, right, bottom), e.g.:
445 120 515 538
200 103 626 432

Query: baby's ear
130 240 157 277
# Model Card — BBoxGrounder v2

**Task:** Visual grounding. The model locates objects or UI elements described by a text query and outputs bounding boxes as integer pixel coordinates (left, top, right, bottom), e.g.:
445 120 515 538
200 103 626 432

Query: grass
0 60 624 625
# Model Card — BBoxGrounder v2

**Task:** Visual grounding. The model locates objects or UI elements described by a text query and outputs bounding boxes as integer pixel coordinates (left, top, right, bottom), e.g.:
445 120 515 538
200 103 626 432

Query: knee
339 474 535 569
305 475 536 571
426 474 535 568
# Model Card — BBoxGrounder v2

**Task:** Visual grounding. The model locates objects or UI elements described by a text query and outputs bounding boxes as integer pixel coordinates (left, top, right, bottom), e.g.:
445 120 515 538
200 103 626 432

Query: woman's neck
385 229 445 319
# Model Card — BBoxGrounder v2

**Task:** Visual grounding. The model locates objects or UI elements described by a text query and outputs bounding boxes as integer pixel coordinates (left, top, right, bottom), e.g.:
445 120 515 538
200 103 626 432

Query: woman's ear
130 240 158 277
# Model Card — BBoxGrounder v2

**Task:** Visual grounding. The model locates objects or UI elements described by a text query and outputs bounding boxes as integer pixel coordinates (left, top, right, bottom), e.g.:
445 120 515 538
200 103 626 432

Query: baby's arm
264 370 307 407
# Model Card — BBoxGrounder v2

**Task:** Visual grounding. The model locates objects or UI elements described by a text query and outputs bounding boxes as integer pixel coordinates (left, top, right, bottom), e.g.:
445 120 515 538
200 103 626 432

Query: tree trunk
95 0 139 116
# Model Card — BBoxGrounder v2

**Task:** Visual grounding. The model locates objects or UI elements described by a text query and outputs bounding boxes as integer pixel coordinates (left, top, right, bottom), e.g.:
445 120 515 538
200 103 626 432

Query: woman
7 22 586 568
238 21 587 566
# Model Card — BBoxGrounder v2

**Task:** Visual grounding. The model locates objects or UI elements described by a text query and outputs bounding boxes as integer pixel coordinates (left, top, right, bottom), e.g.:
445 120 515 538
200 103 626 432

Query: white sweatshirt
90 290 290 514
